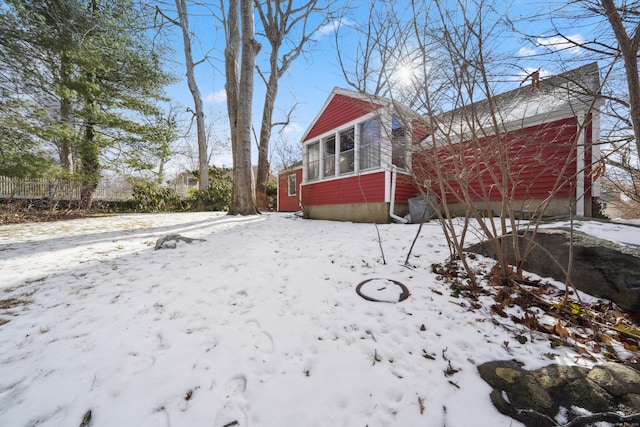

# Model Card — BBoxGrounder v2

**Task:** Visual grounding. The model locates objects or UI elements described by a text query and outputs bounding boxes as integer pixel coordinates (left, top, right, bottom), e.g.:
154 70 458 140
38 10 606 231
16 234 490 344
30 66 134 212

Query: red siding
277 168 303 212
395 173 419 202
304 94 382 142
414 117 581 204
302 172 387 206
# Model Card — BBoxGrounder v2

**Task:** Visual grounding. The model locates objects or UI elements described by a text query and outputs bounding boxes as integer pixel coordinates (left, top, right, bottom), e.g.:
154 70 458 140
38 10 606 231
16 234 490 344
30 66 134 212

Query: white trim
431 99 605 148
354 123 361 174
591 110 602 197
384 170 391 203
304 141 321 183
287 173 297 197
303 113 396 184
576 109 585 216
389 165 409 223
302 143 308 182
380 109 393 171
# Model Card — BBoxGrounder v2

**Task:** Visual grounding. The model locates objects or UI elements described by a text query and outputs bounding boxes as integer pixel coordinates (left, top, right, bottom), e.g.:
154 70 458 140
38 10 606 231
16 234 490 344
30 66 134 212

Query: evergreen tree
0 0 174 207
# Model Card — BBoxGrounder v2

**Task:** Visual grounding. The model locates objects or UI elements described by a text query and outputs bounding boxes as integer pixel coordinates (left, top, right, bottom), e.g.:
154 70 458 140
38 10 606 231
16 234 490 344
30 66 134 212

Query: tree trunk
79 120 99 209
175 0 208 193
601 0 640 163
227 0 260 215
58 53 73 173
256 70 278 210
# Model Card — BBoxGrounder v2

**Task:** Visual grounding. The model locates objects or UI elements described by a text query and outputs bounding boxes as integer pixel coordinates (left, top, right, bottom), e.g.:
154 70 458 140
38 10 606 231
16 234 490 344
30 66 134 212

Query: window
287 173 297 196
323 135 336 177
392 117 407 169
307 142 319 181
359 119 381 170
339 127 355 174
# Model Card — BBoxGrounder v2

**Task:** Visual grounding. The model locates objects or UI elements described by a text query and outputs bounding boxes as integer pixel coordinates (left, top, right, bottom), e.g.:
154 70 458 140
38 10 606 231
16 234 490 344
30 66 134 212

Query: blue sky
159 0 599 172
160 1 348 170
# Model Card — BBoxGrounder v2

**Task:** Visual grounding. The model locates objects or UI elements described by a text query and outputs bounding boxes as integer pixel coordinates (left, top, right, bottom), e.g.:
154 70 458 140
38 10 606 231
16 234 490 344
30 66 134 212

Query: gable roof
302 87 426 142
302 88 385 142
431 62 603 139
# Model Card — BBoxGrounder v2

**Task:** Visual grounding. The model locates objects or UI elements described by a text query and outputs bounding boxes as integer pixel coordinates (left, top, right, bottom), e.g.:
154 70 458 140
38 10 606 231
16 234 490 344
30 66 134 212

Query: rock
488 389 556 427
467 229 640 313
155 234 206 250
478 360 640 427
478 360 557 418
563 377 613 413
587 362 640 396
621 393 640 412
531 364 588 389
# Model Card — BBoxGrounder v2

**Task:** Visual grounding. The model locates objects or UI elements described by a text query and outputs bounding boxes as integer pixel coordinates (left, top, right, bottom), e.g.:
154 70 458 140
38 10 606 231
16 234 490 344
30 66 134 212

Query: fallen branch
559 411 640 427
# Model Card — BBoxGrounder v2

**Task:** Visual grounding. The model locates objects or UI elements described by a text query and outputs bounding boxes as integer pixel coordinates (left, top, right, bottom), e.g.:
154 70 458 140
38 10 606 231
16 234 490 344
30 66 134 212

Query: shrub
131 181 181 212
185 179 232 211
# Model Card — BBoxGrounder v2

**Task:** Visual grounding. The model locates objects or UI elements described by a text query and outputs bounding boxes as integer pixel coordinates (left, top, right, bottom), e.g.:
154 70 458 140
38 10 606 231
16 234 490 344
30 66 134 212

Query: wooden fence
0 176 133 201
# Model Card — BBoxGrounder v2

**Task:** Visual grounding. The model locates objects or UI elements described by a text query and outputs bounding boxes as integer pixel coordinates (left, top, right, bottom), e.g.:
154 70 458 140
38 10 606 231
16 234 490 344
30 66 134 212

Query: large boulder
467 229 640 313
478 361 640 426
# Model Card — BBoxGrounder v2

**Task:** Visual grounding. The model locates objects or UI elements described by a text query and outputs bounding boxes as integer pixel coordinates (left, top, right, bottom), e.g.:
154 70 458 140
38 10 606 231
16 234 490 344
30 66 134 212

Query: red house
277 63 603 222
276 161 302 212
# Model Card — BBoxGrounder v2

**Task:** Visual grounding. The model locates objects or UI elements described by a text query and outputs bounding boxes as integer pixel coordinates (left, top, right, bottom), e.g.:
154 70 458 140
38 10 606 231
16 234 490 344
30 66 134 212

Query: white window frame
303 111 397 183
359 118 382 171
306 141 320 181
391 116 410 170
339 127 355 175
322 135 336 178
287 173 297 196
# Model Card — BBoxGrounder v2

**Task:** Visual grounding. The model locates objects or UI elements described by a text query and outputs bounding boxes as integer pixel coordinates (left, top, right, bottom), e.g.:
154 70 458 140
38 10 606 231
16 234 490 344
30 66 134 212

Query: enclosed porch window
339 128 355 174
392 117 408 169
307 142 319 181
323 135 336 177
359 118 381 170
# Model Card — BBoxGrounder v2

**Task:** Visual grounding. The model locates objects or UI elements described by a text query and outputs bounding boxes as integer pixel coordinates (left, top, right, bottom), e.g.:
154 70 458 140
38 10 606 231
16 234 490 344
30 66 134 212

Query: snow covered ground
0 212 638 427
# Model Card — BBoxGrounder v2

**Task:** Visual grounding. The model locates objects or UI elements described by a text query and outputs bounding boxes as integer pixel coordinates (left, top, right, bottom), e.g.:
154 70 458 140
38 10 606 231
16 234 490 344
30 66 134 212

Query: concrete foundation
304 202 409 223
441 197 592 218
303 197 592 223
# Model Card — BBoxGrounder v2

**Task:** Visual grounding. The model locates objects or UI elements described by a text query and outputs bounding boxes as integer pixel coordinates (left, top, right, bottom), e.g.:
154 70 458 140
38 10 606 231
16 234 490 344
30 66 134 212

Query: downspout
298 182 303 211
390 165 409 223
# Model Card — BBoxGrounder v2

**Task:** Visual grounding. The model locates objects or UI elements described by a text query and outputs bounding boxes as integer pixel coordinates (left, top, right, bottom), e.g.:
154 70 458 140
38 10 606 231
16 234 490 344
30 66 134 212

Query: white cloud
280 122 304 135
315 17 354 38
537 34 585 55
518 46 538 57
519 67 552 80
205 89 227 104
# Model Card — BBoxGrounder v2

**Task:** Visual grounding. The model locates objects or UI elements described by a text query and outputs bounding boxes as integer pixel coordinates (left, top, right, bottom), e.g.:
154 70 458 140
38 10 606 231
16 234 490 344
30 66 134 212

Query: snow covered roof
431 62 603 140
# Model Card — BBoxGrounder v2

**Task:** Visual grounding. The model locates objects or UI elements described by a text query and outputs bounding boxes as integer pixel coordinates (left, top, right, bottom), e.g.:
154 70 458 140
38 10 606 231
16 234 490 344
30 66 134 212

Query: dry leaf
554 319 569 339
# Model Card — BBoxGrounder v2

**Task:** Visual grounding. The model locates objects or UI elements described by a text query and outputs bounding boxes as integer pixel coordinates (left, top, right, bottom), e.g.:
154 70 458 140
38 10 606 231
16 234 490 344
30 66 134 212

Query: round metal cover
356 278 410 303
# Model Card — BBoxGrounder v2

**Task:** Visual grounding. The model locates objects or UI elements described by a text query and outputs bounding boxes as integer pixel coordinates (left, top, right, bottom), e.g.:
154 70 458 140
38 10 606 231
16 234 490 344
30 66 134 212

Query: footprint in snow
224 375 247 397
214 375 249 427
244 320 274 353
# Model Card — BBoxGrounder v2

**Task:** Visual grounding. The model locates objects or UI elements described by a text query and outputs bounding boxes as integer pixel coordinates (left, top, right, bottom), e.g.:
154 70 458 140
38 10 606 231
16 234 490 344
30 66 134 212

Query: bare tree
253 0 336 210
336 0 603 289
334 0 414 99
272 133 302 174
511 0 640 211
223 0 261 215
599 0 640 163
155 0 209 194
